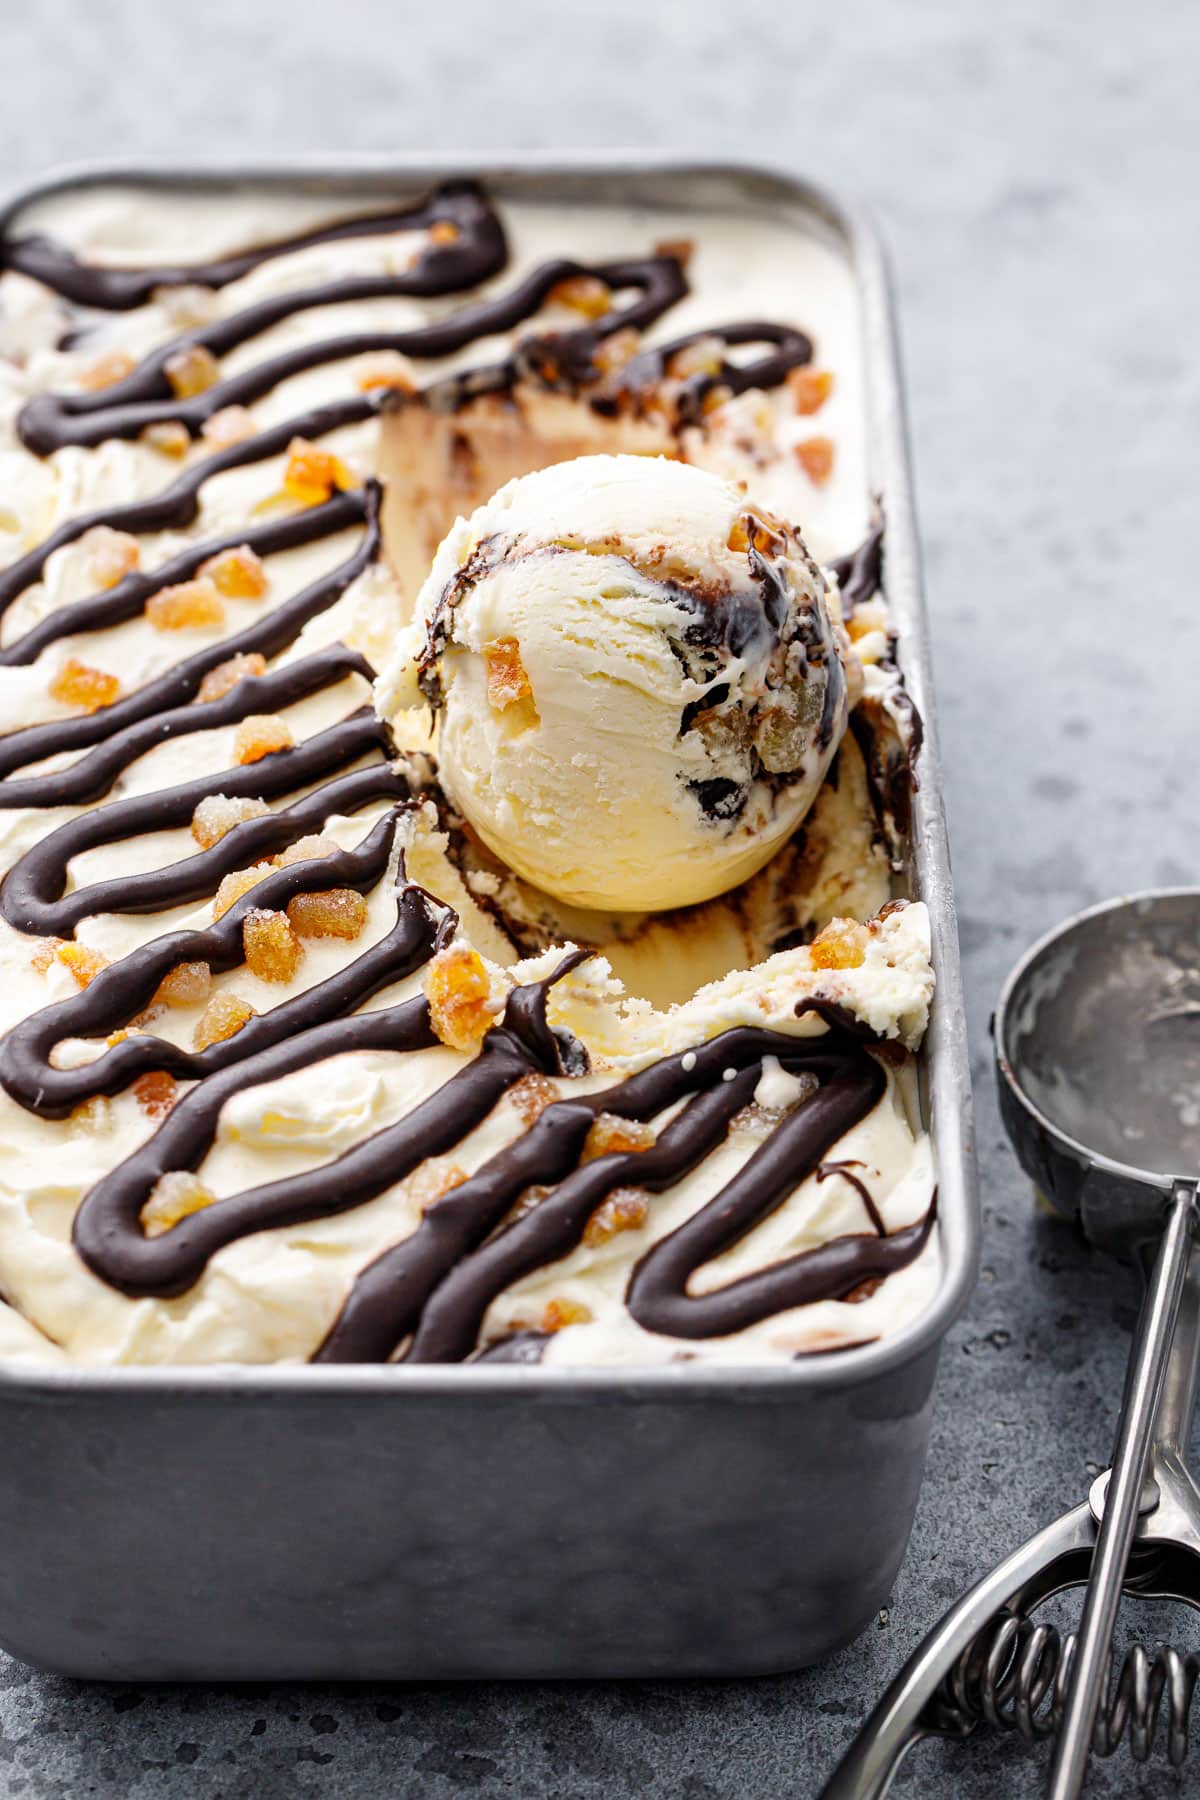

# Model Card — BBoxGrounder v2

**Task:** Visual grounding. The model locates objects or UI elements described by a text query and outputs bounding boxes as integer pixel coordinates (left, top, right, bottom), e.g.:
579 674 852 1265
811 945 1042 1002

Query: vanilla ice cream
376 456 859 912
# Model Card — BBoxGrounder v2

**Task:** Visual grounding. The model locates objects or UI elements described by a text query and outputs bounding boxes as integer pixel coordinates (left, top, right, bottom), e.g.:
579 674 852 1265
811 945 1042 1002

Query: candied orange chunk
282 438 352 507
509 1072 559 1126
428 220 460 246
82 525 140 590
787 367 835 416
196 651 267 704
286 888 368 941
583 1187 649 1248
727 509 788 559
669 335 725 380
592 327 641 377
809 921 867 971
133 1070 179 1120
583 1113 656 1162
56 942 109 989
140 421 190 458
79 348 135 391
30 936 64 974
408 1158 467 1216
212 864 272 919
243 908 303 984
485 638 532 711
191 793 272 851
193 991 256 1051
233 714 294 765
50 658 121 714
153 960 213 1008
653 237 695 269
276 833 338 870
165 343 220 399
200 404 256 449
353 352 417 394
426 943 493 1052
795 436 836 486
140 1170 215 1238
199 544 268 600
146 577 225 632
549 274 611 319
541 1298 593 1333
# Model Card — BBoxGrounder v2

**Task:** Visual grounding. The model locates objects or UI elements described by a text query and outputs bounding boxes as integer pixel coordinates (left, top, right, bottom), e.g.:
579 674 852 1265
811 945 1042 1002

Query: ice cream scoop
375 454 859 912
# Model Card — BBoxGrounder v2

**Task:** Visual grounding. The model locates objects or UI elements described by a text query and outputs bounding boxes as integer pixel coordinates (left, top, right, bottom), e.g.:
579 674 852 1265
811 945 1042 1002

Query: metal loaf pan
0 155 978 1681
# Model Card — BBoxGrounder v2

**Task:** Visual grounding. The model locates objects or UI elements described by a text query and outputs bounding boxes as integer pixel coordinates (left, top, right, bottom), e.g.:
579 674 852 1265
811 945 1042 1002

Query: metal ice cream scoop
822 889 1200 1799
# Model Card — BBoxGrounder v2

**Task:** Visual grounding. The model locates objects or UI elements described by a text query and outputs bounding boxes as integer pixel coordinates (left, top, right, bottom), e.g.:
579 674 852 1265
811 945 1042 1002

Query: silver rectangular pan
0 154 978 1680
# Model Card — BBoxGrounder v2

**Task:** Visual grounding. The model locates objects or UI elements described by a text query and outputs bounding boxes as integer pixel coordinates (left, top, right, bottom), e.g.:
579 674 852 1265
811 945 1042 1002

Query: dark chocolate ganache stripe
73 948 587 1299
828 512 884 618
2 181 504 311
3 759 406 937
18 254 687 456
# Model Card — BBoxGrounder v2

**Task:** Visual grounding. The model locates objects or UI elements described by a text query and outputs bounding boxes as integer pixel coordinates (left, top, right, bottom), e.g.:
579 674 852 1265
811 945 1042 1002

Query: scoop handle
1045 1178 1199 1799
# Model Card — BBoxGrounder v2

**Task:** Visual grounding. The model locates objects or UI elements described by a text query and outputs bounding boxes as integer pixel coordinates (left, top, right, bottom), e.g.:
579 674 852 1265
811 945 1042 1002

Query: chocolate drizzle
0 175 930 1362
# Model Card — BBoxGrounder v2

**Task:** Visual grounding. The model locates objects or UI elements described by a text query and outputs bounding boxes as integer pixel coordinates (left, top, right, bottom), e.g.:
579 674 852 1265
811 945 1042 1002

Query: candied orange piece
140 421 191 458
30 936 64 973
485 638 533 711
286 888 368 941
79 348 135 392
809 921 867 971
592 327 641 378
56 942 109 989
354 351 417 394
669 335 725 380
795 436 836 486
243 908 303 984
196 651 267 704
541 1297 593 1333
146 577 225 632
200 404 256 449
165 343 220 399
191 794 272 851
787 367 835 416
583 1187 649 1248
212 864 272 919
426 943 493 1052
549 274 611 319
193 991 256 1051
50 658 121 714
428 220 460 246
654 237 695 268
82 525 140 590
282 438 352 507
509 1072 559 1126
153 961 213 1008
276 833 338 870
407 1158 467 1215
583 1113 656 1162
140 1170 216 1237
727 509 788 559
233 714 294 765
133 1070 178 1120
199 544 268 600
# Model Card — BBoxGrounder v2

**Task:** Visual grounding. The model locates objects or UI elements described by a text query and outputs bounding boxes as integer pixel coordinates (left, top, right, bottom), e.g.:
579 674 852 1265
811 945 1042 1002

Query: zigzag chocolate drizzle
0 176 927 1360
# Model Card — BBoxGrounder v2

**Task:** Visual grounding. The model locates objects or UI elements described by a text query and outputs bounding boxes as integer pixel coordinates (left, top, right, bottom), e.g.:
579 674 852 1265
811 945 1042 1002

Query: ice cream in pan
0 178 937 1365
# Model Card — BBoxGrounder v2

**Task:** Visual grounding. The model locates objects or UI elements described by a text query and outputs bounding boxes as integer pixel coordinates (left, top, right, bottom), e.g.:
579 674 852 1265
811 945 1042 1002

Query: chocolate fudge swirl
0 178 924 1359
1 181 505 311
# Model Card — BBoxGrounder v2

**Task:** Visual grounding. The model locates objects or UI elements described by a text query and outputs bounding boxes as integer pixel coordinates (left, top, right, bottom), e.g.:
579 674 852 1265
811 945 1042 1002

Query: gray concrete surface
1 0 1198 1792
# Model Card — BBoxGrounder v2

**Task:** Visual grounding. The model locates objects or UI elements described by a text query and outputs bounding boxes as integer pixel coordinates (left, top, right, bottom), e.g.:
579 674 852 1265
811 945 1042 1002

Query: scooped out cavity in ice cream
375 455 861 913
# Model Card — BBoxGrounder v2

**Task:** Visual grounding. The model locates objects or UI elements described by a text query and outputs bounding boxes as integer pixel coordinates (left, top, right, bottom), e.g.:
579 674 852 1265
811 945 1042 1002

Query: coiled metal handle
940 1609 1200 1767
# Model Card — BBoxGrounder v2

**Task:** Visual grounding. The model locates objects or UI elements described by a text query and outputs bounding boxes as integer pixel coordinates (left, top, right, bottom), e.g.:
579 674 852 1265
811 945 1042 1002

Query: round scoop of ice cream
375 454 859 913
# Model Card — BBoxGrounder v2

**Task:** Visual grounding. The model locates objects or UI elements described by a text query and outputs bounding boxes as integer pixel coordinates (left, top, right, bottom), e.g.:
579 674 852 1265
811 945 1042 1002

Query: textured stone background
1 0 1197 1793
